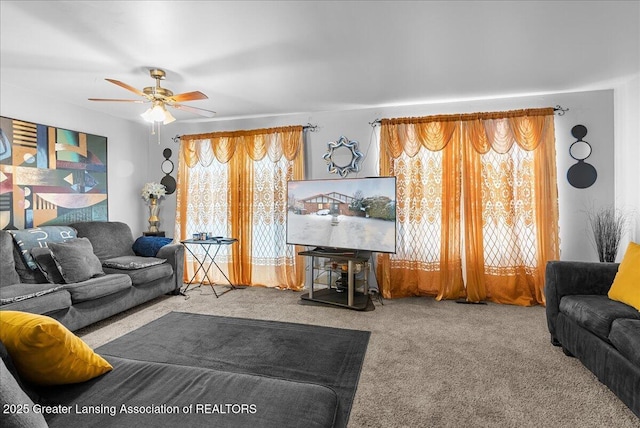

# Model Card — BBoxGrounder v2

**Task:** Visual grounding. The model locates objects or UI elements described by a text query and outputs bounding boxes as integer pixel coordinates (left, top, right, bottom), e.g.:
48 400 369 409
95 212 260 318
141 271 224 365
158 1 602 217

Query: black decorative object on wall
567 125 597 189
160 148 176 195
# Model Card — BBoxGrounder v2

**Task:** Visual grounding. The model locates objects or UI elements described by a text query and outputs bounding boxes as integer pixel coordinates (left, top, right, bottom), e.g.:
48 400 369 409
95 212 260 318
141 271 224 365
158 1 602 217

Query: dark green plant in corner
586 205 627 262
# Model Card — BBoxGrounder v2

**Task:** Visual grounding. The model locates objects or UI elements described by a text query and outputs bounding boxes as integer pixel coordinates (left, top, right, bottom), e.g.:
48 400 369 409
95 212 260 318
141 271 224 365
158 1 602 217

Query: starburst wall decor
0 116 108 230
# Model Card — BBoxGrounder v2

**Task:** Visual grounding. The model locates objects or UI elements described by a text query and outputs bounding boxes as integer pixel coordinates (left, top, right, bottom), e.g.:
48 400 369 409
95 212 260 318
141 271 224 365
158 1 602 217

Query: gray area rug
96 311 370 428
78 286 640 427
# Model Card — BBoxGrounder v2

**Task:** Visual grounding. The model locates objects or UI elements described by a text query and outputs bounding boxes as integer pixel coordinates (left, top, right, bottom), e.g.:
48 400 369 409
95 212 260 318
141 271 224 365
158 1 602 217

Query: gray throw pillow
102 256 167 270
48 238 105 283
30 247 65 284
0 231 21 287
8 226 77 270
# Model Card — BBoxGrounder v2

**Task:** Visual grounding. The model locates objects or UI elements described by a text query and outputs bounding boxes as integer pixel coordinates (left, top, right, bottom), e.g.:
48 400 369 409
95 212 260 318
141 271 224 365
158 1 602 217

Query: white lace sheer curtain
175 127 305 290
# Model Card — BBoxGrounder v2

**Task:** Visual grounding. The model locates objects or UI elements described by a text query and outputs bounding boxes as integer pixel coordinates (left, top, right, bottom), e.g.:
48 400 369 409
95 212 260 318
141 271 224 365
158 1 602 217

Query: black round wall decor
567 124 597 189
160 148 177 194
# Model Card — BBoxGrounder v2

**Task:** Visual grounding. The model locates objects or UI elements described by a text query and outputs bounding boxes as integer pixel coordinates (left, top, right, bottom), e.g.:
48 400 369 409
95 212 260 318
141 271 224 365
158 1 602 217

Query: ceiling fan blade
105 78 147 97
172 103 216 118
168 91 208 102
88 98 145 103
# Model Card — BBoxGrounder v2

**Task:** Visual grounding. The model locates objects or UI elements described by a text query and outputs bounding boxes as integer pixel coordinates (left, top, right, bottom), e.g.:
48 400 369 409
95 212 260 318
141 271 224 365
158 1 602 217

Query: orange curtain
378 117 465 300
379 108 560 306
176 126 305 290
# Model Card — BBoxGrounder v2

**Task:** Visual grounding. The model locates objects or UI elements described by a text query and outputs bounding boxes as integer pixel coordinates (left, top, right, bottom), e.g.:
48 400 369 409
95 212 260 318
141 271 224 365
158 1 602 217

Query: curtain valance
181 125 304 167
381 107 554 157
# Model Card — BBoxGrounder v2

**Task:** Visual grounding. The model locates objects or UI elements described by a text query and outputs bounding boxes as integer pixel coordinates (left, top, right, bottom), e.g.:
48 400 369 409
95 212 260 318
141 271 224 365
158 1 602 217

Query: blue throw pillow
132 236 173 257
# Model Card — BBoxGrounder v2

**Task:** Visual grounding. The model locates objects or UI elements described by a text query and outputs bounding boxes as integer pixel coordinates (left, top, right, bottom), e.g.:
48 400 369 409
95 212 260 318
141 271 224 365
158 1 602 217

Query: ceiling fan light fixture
140 106 155 123
163 109 176 124
141 101 174 124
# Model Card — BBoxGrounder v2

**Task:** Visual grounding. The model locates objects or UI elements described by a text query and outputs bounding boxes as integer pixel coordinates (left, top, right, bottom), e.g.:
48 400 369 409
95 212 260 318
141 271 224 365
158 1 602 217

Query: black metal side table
180 238 245 297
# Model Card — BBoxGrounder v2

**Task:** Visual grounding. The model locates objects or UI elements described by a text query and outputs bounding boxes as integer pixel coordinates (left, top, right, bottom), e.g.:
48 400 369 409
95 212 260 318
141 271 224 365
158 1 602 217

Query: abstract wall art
0 116 108 230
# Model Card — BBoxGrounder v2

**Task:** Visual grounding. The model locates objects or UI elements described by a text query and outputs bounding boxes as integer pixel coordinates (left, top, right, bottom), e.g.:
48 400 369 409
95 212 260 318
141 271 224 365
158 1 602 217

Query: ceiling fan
89 68 216 124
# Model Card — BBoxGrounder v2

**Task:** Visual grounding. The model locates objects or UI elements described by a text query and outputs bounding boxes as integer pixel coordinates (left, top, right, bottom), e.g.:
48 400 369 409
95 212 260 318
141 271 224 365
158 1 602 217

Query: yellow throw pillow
0 311 112 385
608 242 640 311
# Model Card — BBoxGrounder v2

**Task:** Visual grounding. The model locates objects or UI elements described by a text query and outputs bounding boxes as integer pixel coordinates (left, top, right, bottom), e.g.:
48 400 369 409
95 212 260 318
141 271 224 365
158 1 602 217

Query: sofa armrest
156 243 184 293
544 260 619 345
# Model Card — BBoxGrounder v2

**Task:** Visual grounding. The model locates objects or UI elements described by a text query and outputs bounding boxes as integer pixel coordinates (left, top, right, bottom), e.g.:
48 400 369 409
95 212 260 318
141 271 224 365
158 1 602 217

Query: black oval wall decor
160 148 177 194
567 162 597 189
567 124 597 189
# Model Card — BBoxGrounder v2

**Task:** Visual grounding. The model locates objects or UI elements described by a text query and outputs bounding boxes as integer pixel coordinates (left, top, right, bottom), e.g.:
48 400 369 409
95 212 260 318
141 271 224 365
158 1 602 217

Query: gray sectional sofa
545 261 640 418
0 221 184 331
0 221 341 428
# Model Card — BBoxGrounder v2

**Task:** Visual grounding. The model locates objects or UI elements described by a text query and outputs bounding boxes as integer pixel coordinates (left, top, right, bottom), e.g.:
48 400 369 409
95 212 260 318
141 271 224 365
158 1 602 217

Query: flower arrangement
141 182 167 202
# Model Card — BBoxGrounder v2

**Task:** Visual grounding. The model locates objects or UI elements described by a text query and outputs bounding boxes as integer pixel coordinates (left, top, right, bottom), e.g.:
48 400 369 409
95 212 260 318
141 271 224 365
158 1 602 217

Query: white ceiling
1 1 638 124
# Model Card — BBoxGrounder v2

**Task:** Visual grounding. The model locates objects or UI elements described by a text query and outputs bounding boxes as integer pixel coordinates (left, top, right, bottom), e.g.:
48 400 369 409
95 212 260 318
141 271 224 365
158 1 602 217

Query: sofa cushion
132 236 173 257
36 356 338 428
103 263 173 286
609 318 640 368
1 339 39 402
0 231 22 287
1 357 48 428
0 283 64 305
31 246 65 284
8 226 77 270
0 311 112 385
70 221 136 261
102 255 166 270
0 285 71 315
559 295 640 342
608 242 640 311
1 340 23 388
48 238 105 283
63 274 132 303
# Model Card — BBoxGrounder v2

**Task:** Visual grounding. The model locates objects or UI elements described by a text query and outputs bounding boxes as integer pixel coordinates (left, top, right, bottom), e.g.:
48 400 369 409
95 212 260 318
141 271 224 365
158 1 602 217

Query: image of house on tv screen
286 177 397 253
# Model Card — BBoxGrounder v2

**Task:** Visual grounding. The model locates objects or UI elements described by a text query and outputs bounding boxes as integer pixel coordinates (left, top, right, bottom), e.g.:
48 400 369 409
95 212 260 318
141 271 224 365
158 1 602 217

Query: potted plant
586 205 627 262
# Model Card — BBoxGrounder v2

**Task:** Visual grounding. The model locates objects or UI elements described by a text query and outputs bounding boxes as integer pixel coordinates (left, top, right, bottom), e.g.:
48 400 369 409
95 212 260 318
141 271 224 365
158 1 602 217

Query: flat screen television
286 176 396 253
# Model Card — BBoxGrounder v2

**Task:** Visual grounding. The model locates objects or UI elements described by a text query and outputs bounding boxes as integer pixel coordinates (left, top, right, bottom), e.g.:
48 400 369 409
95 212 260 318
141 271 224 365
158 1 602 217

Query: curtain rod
368 105 569 127
171 123 319 143
553 105 569 115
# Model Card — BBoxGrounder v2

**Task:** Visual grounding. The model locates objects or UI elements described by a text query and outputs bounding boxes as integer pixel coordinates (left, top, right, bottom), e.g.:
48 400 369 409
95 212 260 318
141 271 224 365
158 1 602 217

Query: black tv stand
312 247 342 253
298 249 372 310
309 247 368 257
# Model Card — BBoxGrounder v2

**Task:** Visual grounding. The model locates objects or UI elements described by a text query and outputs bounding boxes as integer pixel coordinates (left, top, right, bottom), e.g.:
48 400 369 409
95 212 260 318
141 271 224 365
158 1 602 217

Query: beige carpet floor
76 286 640 428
